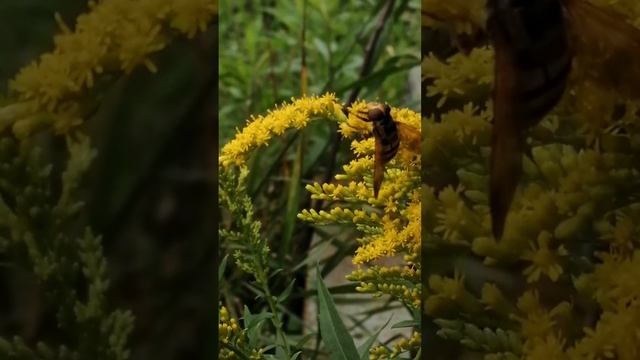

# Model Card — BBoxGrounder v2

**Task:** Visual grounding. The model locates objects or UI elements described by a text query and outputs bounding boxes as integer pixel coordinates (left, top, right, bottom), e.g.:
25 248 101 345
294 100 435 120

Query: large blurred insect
428 0 640 239
350 103 421 198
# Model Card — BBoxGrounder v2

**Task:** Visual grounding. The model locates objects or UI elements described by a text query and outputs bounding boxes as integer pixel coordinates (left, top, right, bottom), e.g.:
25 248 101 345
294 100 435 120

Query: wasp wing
564 0 640 99
396 122 422 154
489 26 524 240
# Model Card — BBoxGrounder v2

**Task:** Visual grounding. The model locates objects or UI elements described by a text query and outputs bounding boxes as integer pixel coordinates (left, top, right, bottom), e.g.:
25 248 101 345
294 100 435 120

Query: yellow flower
589 250 640 310
434 185 484 244
115 19 165 73
600 211 637 252
422 0 486 33
220 93 344 168
353 217 400 264
352 194 420 264
481 283 516 317
521 231 568 283
569 299 640 360
422 50 493 108
6 0 216 137
11 53 80 111
53 14 107 88
218 304 266 359
524 333 568 360
169 0 217 38
512 291 571 342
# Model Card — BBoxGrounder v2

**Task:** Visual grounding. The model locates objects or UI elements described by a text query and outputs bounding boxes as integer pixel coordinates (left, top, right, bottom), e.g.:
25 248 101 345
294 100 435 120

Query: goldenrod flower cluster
218 306 265 360
2 0 217 137
299 101 421 260
421 0 486 36
219 94 421 357
369 331 421 360
424 1 640 358
219 93 345 168
299 100 422 357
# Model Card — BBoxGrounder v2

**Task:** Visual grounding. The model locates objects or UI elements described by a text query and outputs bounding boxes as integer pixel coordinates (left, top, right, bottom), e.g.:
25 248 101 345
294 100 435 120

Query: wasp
486 0 640 239
426 0 640 239
350 103 420 198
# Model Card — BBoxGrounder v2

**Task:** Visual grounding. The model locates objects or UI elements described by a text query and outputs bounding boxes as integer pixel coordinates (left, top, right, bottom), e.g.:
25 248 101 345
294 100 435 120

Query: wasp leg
347 108 371 123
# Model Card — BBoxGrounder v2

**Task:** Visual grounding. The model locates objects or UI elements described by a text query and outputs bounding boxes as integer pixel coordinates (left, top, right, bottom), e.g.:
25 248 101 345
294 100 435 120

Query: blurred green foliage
219 0 421 145
1 1 217 360
0 135 134 360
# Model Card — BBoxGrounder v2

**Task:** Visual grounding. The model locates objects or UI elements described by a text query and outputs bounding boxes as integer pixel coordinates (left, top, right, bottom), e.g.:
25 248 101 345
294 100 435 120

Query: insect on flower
428 0 640 239
350 103 420 198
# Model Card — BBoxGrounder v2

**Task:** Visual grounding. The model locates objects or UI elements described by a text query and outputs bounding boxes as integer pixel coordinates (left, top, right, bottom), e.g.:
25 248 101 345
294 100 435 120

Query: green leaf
315 265 360 360
336 55 419 94
291 241 331 272
294 333 316 349
391 319 419 329
243 306 272 348
218 254 228 283
278 279 296 303
281 133 304 258
357 316 391 360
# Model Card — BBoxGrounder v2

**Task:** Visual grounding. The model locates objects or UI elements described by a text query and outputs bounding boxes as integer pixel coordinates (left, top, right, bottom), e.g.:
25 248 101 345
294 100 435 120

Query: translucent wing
564 0 640 99
396 122 422 154
373 135 384 198
489 25 524 240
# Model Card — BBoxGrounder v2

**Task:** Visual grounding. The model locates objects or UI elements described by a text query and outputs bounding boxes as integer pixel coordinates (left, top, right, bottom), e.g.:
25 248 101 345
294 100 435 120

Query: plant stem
256 267 291 357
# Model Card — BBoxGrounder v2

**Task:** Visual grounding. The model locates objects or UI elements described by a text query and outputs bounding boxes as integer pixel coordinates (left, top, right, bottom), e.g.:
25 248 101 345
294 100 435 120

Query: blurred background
0 1 217 359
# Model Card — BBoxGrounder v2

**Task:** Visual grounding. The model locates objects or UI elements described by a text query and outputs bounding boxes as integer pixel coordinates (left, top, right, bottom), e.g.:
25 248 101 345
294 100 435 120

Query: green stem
255 263 291 357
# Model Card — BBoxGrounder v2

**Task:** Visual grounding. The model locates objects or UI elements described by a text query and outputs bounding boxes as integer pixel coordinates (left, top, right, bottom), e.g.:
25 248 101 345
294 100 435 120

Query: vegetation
218 0 421 359
0 1 216 359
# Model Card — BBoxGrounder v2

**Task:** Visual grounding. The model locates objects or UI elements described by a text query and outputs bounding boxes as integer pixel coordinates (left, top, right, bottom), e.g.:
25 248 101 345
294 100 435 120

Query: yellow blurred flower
5 0 216 137
521 231 568 283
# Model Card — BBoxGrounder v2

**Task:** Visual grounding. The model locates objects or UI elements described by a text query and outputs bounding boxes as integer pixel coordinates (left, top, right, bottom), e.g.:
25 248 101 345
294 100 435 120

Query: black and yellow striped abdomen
488 0 572 128
371 113 400 163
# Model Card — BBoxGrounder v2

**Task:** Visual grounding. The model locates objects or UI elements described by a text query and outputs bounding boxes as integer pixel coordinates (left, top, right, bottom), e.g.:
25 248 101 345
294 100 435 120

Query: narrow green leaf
315 265 360 360
269 268 285 279
357 316 392 360
291 241 331 272
294 334 316 349
218 254 228 283
243 306 271 348
278 279 296 303
391 319 418 329
336 56 419 94
275 343 287 359
281 132 304 258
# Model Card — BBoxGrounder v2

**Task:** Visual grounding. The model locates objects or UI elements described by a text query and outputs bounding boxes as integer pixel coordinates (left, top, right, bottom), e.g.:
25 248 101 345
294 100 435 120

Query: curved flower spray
1 0 217 138
218 93 421 358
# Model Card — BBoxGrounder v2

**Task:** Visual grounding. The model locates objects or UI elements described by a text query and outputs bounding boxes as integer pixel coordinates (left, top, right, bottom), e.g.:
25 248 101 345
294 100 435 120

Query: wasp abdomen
373 122 399 162
489 0 572 127
369 104 400 163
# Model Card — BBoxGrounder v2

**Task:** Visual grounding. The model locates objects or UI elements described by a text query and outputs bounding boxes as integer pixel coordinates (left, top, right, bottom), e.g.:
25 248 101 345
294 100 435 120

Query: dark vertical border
212 6 220 359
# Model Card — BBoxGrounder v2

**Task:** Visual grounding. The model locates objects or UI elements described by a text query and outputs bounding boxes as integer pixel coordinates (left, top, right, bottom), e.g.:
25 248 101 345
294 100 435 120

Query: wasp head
367 103 392 123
